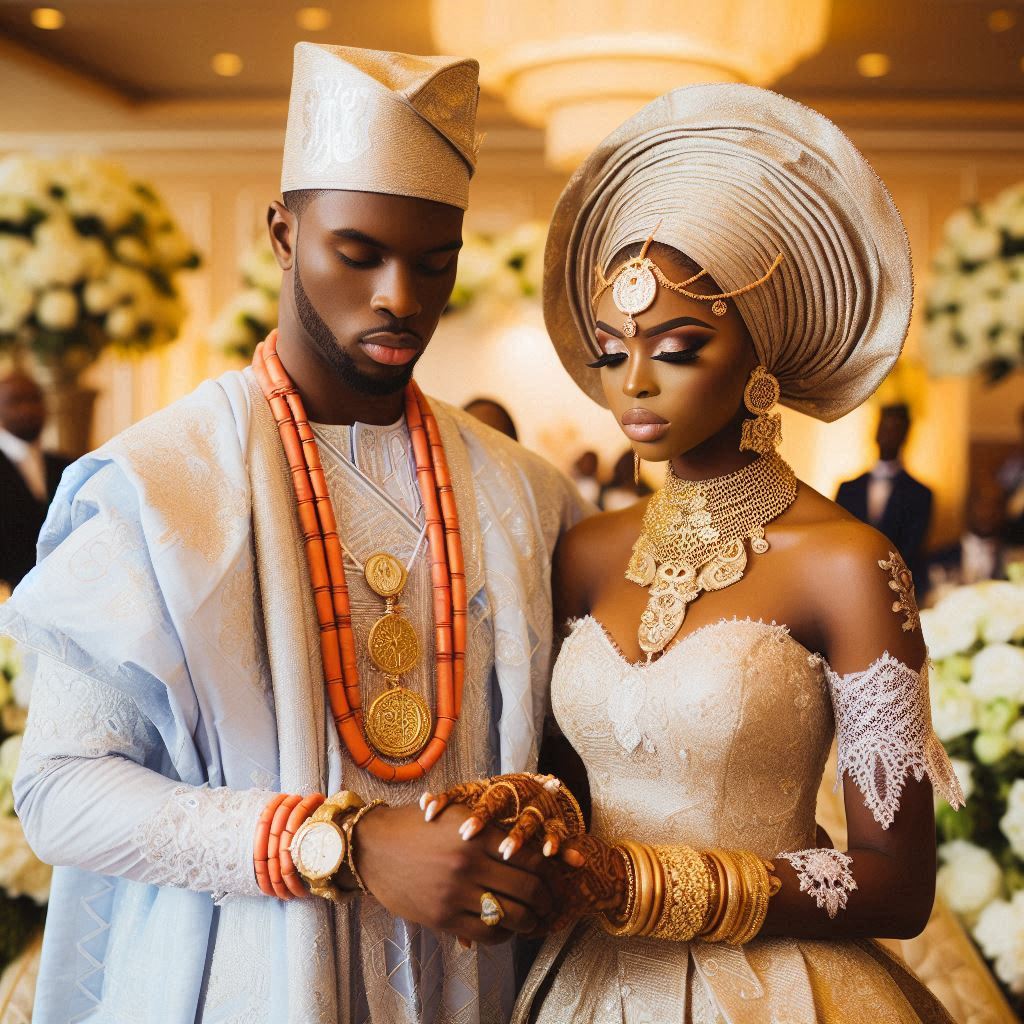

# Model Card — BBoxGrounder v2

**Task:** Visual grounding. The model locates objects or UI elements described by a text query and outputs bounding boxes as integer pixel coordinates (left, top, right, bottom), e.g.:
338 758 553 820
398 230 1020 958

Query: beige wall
3 55 1023 547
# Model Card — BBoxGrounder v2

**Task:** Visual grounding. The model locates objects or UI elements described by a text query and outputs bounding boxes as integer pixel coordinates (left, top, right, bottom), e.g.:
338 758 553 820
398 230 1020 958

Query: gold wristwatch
290 790 365 903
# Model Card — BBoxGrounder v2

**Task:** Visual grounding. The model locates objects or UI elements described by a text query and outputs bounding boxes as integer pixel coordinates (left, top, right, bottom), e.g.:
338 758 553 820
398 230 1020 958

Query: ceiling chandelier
431 0 831 172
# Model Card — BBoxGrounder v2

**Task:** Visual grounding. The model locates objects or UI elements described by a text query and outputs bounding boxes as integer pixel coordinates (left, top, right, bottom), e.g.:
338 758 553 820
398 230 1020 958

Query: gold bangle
731 852 773 945
649 845 714 942
599 845 637 936
344 798 386 894
700 850 726 938
639 842 665 937
703 849 744 944
614 841 659 937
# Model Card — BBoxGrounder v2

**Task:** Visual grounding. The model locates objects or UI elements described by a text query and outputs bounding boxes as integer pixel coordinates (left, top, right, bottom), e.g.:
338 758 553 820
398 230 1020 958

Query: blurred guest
998 403 1024 544
571 450 601 504
836 403 932 588
928 484 1010 593
599 449 652 511
0 371 70 588
463 396 518 441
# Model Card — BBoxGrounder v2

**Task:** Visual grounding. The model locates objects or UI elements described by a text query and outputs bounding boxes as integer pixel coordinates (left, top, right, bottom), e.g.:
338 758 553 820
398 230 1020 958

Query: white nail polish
419 793 429 811
503 846 513 861
543 840 554 857
425 800 439 822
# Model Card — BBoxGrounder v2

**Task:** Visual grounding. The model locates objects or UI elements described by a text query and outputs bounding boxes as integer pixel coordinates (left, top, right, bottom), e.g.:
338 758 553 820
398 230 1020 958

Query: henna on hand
533 833 629 935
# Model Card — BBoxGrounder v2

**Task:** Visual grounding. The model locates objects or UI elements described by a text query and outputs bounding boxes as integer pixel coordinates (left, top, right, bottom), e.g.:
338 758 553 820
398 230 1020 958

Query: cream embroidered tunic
4 369 586 1024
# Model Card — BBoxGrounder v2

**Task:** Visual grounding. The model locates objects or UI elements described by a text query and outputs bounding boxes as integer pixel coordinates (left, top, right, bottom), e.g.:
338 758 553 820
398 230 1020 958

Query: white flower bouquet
209 221 547 360
923 182 1024 381
0 589 49 972
0 154 201 368
926 573 1024 1004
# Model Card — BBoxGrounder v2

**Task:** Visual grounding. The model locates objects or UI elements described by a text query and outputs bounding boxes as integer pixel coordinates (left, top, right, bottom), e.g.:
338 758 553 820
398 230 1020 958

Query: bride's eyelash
652 350 701 364
586 352 627 369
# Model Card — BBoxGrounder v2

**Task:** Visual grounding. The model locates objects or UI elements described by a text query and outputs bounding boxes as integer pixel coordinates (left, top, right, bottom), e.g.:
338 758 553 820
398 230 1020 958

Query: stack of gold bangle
600 842 781 945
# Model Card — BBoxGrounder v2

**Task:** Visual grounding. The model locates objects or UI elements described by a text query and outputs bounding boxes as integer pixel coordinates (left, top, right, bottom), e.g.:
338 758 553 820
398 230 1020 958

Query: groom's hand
353 802 554 945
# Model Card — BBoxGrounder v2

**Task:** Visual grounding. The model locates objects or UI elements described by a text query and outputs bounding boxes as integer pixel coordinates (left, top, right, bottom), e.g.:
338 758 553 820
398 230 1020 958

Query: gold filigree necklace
626 453 797 660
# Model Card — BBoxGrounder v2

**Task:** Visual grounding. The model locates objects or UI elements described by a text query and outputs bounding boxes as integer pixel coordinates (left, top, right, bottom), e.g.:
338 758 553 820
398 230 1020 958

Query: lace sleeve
778 848 858 918
826 653 964 829
14 652 270 899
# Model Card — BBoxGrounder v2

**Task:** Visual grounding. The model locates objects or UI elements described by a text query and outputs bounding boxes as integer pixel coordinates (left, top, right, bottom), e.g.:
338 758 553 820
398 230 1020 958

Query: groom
5 43 585 1023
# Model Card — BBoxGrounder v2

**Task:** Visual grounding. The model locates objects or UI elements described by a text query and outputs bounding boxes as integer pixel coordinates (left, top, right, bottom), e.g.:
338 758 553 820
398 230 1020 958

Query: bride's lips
360 332 421 366
621 408 669 442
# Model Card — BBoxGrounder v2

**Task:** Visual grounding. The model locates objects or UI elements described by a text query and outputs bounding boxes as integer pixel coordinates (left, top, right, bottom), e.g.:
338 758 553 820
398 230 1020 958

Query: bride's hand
536 833 630 934
420 773 585 859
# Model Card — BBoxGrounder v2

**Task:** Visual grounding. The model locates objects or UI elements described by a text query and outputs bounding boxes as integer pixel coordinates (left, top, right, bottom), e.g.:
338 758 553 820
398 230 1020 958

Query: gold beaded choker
626 453 797 660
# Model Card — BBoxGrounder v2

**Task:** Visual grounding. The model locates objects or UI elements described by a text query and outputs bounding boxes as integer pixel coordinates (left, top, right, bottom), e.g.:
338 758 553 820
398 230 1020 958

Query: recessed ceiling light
296 7 331 31
31 7 65 30
856 52 891 78
212 52 244 77
988 8 1016 32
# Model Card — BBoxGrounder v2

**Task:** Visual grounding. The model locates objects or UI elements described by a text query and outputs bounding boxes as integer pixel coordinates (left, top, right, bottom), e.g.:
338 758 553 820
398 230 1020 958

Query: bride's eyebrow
595 320 624 338
644 316 714 337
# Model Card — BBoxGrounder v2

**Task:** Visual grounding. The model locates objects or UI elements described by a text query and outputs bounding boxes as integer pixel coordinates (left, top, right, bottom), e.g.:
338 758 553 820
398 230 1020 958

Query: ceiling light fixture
987 9 1016 32
211 52 244 77
296 7 331 31
431 0 831 172
30 7 65 30
856 52 891 78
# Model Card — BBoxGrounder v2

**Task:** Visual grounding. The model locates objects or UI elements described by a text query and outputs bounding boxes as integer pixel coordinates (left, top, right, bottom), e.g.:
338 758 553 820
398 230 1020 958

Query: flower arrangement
923 182 1024 382
0 590 48 974
926 573 1024 1003
209 221 547 360
0 154 201 369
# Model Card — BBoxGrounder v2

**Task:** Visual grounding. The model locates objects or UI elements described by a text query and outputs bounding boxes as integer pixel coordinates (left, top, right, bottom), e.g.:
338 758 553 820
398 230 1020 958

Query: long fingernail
419 793 430 811
543 839 554 857
425 800 439 823
498 837 511 858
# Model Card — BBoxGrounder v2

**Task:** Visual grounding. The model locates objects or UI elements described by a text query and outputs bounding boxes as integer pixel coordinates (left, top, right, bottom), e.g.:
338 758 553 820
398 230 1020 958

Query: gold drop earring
739 365 782 455
634 450 641 486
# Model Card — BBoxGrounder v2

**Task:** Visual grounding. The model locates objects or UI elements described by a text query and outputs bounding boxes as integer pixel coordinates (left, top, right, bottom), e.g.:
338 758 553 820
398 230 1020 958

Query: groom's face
269 190 464 395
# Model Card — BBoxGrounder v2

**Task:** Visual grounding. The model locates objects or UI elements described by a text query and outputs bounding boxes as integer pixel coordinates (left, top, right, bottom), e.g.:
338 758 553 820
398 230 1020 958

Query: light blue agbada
2 368 585 1023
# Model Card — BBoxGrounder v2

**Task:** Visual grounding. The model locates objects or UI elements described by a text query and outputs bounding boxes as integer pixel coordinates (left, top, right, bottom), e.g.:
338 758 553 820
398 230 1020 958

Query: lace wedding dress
514 616 961 1024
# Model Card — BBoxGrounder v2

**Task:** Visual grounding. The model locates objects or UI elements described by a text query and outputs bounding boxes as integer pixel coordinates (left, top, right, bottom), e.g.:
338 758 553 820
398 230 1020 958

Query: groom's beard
293 256 418 397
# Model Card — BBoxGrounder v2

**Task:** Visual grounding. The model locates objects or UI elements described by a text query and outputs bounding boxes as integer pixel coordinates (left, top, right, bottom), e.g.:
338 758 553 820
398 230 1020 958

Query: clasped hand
421 773 628 936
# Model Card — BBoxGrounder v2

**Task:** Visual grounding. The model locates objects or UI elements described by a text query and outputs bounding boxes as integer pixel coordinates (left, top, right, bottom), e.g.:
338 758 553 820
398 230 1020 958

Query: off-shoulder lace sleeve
826 653 964 829
14 652 270 899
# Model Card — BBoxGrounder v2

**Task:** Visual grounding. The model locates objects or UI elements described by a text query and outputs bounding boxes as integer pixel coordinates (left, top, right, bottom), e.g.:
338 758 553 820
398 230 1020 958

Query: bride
421 84 966 1022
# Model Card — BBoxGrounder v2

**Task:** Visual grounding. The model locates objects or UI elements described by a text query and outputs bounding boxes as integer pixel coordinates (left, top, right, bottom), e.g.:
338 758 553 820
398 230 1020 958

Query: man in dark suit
836 403 933 591
0 371 71 589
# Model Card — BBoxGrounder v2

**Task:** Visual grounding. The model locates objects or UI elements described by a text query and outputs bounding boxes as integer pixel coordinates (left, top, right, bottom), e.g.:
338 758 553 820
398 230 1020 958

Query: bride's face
592 243 758 463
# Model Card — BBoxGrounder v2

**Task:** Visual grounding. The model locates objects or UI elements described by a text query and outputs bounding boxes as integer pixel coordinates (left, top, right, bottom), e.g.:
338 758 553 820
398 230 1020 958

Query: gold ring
480 891 505 927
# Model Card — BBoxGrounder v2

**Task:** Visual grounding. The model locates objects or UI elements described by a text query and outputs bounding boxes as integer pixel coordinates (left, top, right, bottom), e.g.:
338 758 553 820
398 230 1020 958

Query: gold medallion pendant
363 552 431 759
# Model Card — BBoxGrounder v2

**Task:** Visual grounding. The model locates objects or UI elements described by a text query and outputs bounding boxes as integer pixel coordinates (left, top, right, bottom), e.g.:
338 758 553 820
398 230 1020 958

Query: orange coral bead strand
252 331 465 782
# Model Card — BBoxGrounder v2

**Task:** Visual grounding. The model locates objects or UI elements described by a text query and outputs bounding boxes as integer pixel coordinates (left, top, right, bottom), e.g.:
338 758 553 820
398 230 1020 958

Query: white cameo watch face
294 821 346 879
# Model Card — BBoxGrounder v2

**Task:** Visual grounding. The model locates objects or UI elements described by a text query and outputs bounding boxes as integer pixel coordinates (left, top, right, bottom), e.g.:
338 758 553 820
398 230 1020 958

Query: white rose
931 243 958 273
105 265 152 303
970 644 1024 703
921 604 981 661
0 194 36 224
937 840 1002 917
974 892 1024 992
957 224 1002 265
1002 780 1024 859
153 226 195 268
0 265 35 333
0 816 50 905
958 297 1002 343
0 235 31 269
1003 280 1024 331
105 305 138 340
927 587 990 651
0 155 48 196
83 279 118 315
113 235 150 266
973 261 1011 296
930 678 977 742
35 287 80 331
24 217 89 288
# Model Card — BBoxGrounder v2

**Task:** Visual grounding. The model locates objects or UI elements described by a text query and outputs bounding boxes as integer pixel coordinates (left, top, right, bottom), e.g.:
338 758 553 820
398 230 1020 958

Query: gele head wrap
544 83 913 422
282 42 481 211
